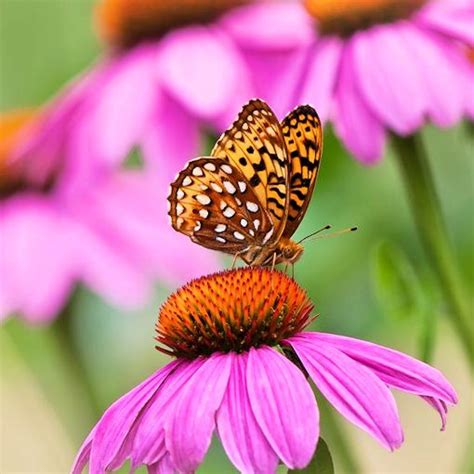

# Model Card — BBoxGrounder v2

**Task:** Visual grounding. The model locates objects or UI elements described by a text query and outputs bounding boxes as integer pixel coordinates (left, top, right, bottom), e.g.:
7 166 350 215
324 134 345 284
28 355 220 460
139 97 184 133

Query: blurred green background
1 1 472 473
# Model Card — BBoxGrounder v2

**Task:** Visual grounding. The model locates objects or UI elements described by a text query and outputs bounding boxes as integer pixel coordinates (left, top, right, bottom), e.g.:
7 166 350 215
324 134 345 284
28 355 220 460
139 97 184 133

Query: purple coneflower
221 0 473 162
0 95 217 323
73 268 456 473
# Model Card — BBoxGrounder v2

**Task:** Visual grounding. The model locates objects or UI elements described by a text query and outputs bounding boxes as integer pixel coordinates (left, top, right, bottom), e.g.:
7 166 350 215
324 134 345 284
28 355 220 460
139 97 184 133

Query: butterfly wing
211 99 289 241
168 157 274 255
280 105 323 238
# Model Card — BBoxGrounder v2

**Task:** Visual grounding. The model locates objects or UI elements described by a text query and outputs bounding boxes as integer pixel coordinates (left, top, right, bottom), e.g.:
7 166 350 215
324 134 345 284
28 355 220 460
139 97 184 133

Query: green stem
392 134 473 366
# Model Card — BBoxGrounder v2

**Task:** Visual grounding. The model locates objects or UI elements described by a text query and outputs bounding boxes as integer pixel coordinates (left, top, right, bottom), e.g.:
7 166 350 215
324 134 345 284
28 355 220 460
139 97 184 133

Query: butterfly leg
291 264 295 279
271 252 277 272
231 253 239 269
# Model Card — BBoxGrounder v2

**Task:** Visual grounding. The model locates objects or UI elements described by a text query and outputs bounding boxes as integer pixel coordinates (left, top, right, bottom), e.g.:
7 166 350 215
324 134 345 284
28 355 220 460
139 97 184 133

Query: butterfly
167 99 322 266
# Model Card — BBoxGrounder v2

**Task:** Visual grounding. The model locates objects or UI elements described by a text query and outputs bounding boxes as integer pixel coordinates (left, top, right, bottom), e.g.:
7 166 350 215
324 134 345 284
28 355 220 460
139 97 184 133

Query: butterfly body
168 99 322 267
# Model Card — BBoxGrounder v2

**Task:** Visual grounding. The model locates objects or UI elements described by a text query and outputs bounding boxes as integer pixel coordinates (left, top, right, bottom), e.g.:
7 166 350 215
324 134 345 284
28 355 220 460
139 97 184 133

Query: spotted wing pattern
281 105 322 238
168 157 274 255
211 99 289 240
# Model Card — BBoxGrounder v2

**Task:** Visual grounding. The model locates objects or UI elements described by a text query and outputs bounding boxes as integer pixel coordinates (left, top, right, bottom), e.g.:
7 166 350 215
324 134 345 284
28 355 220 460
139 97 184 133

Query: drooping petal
83 360 181 474
166 353 232 472
304 332 458 404
246 346 318 469
397 25 465 127
299 36 343 122
71 430 95 474
157 26 250 120
131 358 205 466
415 0 474 46
288 334 403 451
147 454 175 474
88 44 160 166
422 396 448 431
0 195 75 323
216 352 278 473
332 42 385 164
351 24 426 135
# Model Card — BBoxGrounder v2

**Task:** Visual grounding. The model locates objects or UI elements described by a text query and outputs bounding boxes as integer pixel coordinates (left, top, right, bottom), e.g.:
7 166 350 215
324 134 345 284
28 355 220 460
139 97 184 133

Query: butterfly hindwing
281 105 323 238
211 99 289 239
168 157 274 254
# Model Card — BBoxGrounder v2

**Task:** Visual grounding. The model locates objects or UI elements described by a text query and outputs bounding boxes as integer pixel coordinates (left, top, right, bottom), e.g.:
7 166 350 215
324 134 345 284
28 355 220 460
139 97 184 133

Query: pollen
305 0 427 35
156 267 314 358
96 0 250 49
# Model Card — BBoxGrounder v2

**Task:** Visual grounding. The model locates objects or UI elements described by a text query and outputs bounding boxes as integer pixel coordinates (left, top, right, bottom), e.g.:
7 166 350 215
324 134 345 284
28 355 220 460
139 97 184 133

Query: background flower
221 0 474 162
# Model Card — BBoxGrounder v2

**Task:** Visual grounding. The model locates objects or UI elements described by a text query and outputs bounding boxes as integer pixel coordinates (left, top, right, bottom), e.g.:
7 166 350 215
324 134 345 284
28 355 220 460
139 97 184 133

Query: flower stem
392 134 473 366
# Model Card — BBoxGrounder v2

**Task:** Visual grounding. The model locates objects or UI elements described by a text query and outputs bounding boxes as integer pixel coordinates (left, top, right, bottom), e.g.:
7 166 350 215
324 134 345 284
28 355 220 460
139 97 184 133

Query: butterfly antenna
297 225 332 244
304 226 358 243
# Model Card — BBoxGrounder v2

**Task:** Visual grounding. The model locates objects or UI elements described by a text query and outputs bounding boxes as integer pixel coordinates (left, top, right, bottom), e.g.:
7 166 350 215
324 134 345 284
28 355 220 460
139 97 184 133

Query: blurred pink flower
220 0 474 163
0 87 218 324
72 268 457 473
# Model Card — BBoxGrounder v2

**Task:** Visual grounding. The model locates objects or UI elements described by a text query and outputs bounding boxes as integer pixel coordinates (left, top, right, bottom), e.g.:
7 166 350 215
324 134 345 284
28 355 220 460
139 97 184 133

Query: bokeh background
1 1 472 473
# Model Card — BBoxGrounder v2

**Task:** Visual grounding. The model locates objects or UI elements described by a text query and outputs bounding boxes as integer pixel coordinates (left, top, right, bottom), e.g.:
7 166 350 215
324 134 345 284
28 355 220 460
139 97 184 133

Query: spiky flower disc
156 267 314 358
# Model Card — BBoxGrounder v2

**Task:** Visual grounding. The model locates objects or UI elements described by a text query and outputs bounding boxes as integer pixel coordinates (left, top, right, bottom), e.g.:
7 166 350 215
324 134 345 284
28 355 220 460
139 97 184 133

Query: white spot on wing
215 224 226 233
194 222 201 231
176 217 184 228
246 201 259 213
240 219 248 228
253 219 260 230
204 162 216 171
234 231 245 240
182 176 192 186
176 204 184 216
220 201 227 210
199 209 209 218
249 229 255 237
196 194 211 205
221 164 233 175
192 167 204 177
263 228 274 244
177 189 184 199
223 207 236 218
223 181 237 194
210 183 223 193
216 236 226 243
238 182 247 193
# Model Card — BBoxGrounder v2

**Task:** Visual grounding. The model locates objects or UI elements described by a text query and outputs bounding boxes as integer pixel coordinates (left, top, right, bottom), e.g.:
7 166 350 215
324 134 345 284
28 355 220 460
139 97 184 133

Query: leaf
372 241 425 320
288 437 334 474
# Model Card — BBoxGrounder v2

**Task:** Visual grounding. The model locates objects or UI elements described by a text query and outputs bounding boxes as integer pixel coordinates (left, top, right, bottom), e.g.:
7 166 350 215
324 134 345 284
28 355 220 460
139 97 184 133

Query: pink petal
351 25 426 135
332 43 385 164
157 26 250 120
288 334 403 451
166 353 232 472
147 454 175 474
68 219 151 309
71 430 95 474
397 25 465 127
0 196 75 323
305 332 458 404
247 346 318 469
131 358 205 466
89 45 160 166
84 360 180 474
216 352 278 473
220 2 314 49
422 396 448 431
415 0 474 46
299 37 343 122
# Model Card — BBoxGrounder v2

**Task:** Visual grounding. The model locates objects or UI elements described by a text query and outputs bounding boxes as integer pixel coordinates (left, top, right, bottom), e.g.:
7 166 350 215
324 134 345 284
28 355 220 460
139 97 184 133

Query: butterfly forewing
281 105 323 238
211 99 289 240
168 157 274 254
